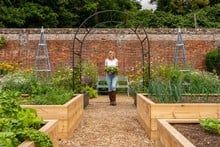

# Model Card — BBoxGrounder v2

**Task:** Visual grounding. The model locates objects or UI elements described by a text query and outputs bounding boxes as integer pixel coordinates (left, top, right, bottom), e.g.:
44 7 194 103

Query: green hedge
205 48 220 75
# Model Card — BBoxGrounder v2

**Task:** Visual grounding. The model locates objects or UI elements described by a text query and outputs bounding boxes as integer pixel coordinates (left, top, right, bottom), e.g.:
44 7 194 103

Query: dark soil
181 95 220 103
172 123 220 147
148 95 220 103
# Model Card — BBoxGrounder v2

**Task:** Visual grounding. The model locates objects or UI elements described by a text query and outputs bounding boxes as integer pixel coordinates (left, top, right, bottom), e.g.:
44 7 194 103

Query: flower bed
19 119 58 147
22 94 84 139
136 93 220 140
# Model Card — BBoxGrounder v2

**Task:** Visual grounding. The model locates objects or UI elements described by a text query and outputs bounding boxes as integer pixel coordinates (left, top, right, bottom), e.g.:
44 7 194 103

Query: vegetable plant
135 65 220 103
0 90 53 147
0 69 75 105
105 66 119 74
199 118 220 135
81 85 98 99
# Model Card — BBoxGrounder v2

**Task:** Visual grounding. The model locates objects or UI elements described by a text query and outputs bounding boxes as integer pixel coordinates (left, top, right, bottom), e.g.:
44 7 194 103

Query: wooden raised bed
136 93 220 140
22 94 84 139
19 119 58 147
157 119 197 147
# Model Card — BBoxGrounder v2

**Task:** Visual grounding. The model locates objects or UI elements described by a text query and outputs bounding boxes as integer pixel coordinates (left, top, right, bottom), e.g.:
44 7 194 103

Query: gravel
59 94 155 147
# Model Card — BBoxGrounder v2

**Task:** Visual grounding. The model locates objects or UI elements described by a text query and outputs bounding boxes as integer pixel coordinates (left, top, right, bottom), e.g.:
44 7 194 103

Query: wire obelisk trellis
174 27 190 86
19 30 29 69
35 26 51 83
174 27 187 68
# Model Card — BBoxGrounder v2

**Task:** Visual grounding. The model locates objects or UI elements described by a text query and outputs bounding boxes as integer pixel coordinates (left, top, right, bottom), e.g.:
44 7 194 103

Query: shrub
129 79 145 98
1 70 36 94
206 48 220 75
188 71 220 94
81 62 98 88
52 66 73 90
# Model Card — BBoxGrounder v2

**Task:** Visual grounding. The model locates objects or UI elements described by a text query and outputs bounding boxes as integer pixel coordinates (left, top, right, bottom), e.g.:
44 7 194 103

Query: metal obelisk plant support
35 26 51 83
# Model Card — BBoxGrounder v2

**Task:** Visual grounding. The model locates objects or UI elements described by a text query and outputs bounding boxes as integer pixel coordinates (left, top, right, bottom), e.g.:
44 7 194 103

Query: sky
140 0 157 10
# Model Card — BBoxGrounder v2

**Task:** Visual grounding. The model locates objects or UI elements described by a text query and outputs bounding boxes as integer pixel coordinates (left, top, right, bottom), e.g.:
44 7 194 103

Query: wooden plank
157 119 195 147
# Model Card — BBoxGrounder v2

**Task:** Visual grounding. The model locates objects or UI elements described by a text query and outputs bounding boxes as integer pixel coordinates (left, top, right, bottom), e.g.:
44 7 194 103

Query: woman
105 51 118 106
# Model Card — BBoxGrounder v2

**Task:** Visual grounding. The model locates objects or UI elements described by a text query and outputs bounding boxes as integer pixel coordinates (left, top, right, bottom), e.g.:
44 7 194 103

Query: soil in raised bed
148 95 220 103
172 123 220 147
181 95 220 103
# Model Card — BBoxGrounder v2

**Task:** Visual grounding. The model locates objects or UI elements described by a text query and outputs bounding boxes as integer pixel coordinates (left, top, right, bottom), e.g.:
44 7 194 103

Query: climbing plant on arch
72 10 151 90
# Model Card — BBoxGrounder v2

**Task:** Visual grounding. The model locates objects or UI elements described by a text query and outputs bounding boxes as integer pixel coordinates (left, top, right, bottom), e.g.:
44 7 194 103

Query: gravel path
59 94 155 147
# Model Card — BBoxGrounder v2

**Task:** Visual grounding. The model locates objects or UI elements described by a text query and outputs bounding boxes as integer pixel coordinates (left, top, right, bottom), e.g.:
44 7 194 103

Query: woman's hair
108 51 115 58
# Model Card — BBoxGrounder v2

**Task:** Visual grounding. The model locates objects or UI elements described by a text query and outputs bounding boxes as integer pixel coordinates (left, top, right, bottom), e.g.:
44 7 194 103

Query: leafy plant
105 66 119 74
0 90 52 147
199 118 220 135
129 79 145 98
188 71 220 94
30 87 74 105
81 86 97 99
0 68 75 105
52 66 73 90
82 62 98 88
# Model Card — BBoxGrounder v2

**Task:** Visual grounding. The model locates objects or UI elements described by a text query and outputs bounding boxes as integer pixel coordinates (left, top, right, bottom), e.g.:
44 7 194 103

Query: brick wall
0 28 219 77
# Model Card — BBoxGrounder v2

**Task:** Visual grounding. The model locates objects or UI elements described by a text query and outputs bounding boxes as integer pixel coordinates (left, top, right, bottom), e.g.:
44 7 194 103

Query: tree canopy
0 0 219 28
151 0 219 14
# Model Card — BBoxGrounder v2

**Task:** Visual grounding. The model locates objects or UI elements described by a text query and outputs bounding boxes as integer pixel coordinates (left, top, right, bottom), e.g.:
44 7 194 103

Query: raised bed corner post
72 10 151 91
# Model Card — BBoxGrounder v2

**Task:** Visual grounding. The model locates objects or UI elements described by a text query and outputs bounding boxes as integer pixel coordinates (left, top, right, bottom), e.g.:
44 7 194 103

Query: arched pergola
72 10 150 90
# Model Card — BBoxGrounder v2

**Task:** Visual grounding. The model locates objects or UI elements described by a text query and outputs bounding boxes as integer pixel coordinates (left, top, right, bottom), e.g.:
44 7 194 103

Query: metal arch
218 46 220 72
72 10 150 90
